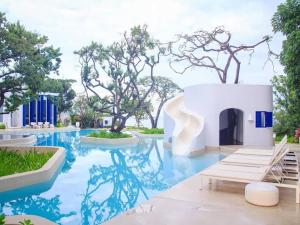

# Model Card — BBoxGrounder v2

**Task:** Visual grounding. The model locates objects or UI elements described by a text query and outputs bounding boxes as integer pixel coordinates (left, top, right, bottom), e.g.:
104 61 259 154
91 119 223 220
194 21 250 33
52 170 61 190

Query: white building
164 84 273 156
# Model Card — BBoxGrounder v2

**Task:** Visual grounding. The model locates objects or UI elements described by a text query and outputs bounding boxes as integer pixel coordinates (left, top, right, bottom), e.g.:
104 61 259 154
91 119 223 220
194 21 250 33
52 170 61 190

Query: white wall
164 84 273 148
11 107 23 127
1 106 23 128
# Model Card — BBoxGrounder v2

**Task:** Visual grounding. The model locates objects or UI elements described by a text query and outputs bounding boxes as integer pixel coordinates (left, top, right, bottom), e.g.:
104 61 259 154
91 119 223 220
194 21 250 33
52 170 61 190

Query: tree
272 0 300 133
72 95 102 128
0 12 61 113
168 26 272 84
75 25 164 132
271 75 291 134
133 106 149 128
41 78 76 121
139 76 182 128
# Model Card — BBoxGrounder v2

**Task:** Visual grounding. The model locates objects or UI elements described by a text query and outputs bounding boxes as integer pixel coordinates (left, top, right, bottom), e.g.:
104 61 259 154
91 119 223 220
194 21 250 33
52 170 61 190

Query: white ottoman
245 182 279 206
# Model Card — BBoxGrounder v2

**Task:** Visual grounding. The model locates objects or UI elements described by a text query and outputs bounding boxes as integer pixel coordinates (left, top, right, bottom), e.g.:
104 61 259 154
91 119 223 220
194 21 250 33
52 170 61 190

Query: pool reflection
0 131 223 225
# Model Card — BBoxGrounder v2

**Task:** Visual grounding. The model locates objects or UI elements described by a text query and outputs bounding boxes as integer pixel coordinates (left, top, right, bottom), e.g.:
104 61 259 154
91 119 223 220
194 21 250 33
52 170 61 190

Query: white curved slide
164 94 205 156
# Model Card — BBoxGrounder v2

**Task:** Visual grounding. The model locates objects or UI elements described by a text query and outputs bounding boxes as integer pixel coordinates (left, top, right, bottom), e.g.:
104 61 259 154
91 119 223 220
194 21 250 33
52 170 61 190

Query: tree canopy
0 12 61 113
168 26 272 84
72 95 103 128
272 0 300 134
139 76 182 128
75 25 164 132
41 78 76 116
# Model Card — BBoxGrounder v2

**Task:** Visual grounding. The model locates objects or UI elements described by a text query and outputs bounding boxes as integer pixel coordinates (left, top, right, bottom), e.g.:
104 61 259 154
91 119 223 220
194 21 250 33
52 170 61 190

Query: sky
0 0 285 93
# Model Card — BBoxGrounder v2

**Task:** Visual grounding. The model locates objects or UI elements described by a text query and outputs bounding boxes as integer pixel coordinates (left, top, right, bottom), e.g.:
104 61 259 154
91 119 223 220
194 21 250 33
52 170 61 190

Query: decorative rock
245 182 279 206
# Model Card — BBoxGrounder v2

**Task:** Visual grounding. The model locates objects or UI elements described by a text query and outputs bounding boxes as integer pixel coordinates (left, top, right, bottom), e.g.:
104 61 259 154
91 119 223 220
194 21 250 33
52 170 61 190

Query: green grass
140 128 164 134
0 123 5 129
0 150 54 177
88 130 132 139
125 126 143 131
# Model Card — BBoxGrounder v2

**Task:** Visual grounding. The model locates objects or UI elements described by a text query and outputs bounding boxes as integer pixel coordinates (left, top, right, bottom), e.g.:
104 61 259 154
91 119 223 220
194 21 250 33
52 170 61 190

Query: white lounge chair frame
200 146 300 203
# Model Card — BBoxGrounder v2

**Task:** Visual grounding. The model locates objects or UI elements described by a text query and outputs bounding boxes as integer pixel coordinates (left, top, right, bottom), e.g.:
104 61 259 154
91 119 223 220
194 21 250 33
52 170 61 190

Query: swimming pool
0 130 224 225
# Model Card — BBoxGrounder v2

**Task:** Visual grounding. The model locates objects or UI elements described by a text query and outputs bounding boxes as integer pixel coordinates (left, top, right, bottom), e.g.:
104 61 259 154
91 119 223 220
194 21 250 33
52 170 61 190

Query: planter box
0 146 65 192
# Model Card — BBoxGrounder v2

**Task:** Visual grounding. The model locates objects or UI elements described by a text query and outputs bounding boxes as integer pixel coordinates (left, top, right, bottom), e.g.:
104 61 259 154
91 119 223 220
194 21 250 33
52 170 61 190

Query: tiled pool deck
104 144 300 225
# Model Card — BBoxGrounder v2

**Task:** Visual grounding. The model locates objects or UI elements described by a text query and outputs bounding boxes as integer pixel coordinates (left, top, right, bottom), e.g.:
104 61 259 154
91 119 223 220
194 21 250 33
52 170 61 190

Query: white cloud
0 0 285 91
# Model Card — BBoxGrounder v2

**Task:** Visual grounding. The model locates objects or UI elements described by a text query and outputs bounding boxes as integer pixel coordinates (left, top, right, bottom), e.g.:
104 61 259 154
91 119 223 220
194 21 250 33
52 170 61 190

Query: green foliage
272 0 300 35
0 214 5 225
0 123 5 129
138 76 182 128
271 75 293 134
72 95 102 128
133 107 149 128
140 128 164 134
56 121 65 128
75 25 164 132
88 130 132 139
0 215 34 225
275 134 298 143
125 126 143 130
0 150 54 177
19 219 34 225
272 1 300 133
0 12 61 113
41 78 76 114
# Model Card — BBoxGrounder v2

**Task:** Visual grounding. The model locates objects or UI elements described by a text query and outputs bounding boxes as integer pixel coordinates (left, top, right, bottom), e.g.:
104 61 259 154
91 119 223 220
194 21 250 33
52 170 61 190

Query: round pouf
245 182 279 206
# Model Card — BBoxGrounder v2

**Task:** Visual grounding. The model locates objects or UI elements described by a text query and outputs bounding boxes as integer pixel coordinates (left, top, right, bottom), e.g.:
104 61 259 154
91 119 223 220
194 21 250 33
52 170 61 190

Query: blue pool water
0 130 224 225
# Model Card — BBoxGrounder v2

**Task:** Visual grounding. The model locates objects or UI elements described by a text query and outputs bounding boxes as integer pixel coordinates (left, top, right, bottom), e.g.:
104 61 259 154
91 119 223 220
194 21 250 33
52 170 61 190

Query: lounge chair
222 142 298 169
199 146 300 203
234 135 287 156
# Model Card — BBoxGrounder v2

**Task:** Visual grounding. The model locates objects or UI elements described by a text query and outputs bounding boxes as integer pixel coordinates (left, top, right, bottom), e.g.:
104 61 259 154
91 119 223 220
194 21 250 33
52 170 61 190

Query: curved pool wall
0 134 36 146
0 130 224 225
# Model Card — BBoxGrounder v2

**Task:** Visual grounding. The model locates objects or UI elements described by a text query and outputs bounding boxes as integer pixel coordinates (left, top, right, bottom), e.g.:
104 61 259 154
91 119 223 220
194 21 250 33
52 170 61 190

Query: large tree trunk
110 116 127 133
135 115 141 128
146 111 156 128
148 101 164 128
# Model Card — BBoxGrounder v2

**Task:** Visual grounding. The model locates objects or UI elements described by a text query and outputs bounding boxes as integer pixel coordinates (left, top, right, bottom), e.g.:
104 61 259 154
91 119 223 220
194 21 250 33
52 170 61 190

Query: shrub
0 214 34 225
88 130 132 139
141 128 164 134
275 134 298 143
63 118 70 126
0 123 5 129
125 126 144 131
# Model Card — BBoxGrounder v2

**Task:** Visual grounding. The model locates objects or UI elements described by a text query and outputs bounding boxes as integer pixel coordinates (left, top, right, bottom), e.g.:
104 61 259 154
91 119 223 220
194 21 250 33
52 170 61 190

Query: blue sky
0 0 285 93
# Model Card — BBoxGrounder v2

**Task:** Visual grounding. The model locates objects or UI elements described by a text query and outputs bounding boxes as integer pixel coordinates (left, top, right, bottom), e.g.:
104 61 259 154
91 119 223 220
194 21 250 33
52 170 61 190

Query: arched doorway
219 108 243 145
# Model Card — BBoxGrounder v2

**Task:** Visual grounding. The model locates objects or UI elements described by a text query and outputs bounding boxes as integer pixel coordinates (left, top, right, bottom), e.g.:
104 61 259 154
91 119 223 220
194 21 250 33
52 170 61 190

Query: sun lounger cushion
234 149 274 156
221 154 272 166
245 182 279 206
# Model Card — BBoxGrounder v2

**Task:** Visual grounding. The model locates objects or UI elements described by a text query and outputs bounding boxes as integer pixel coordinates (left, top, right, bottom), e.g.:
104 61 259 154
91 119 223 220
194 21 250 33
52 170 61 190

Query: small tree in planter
168 26 275 83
